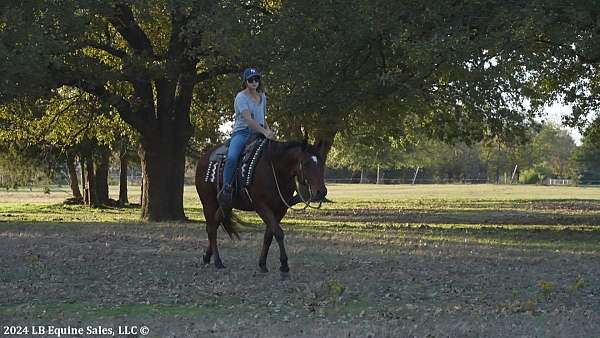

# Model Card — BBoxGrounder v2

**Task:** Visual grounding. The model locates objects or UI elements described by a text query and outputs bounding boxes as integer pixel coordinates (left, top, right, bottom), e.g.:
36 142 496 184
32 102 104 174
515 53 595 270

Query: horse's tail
215 208 241 240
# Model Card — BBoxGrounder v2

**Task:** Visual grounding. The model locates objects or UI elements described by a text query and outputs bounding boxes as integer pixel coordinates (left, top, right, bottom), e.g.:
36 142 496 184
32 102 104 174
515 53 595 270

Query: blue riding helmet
242 68 261 84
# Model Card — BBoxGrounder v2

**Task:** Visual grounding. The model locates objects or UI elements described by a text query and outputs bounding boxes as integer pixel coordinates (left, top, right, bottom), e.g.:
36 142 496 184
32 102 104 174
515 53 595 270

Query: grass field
1 184 600 337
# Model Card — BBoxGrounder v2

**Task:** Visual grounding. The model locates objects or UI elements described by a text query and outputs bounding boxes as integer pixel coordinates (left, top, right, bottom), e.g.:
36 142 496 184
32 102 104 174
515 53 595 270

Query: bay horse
195 138 327 272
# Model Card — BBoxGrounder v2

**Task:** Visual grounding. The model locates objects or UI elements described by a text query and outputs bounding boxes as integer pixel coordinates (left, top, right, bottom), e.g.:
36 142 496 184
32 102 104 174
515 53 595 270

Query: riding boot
217 184 233 209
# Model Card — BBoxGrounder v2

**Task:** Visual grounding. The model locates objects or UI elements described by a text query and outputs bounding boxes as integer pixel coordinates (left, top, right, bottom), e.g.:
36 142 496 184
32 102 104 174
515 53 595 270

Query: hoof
215 261 226 269
259 264 268 273
279 265 290 273
202 255 211 264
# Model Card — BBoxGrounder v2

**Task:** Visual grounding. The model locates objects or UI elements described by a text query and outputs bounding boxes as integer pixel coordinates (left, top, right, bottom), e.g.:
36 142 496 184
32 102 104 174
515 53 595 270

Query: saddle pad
205 138 268 189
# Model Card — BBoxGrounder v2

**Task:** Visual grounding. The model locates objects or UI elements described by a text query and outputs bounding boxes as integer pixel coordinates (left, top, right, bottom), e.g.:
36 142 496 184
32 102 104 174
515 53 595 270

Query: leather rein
270 159 323 211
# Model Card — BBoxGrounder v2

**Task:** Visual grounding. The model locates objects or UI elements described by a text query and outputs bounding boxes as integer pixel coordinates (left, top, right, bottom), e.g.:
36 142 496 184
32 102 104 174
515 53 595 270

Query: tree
507 2 600 143
0 145 62 190
0 88 137 206
1 1 269 220
265 0 540 165
529 124 576 178
328 134 404 184
573 132 600 184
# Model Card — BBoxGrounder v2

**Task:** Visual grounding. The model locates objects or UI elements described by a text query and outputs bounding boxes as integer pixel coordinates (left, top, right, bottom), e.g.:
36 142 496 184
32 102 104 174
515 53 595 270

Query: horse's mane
265 140 304 161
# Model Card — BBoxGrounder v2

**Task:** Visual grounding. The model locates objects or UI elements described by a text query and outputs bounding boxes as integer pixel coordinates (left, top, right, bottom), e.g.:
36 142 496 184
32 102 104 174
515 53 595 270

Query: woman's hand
263 128 275 139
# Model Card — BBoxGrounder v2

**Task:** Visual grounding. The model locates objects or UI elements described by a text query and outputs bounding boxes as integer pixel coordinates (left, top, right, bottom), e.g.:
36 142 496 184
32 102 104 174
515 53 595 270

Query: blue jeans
223 128 251 187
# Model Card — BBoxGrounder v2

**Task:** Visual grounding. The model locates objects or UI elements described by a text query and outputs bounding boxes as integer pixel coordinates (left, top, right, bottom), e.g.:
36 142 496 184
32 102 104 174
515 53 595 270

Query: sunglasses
247 77 260 83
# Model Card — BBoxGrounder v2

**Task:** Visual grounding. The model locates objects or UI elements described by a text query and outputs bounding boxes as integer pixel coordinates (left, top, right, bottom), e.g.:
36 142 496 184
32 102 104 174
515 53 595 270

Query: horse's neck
269 146 300 186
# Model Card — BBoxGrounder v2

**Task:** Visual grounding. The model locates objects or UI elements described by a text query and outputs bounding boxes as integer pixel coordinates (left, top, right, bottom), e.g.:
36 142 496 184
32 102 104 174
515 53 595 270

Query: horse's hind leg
203 204 225 269
203 222 213 264
209 225 225 269
212 209 226 269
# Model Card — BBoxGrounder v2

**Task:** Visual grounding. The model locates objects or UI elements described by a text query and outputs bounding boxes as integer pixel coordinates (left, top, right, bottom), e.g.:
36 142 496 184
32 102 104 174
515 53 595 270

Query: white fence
546 178 575 186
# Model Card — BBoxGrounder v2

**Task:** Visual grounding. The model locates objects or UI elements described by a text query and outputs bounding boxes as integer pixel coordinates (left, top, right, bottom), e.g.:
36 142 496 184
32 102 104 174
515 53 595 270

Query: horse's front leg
273 223 289 273
258 227 273 273
257 207 289 273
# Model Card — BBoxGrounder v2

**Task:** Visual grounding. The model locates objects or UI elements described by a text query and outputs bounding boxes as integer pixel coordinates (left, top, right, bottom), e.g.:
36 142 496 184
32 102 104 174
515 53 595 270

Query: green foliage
518 165 553 185
265 0 542 146
0 146 58 189
519 168 540 185
507 1 600 139
535 165 554 183
573 132 600 184
529 124 577 178
329 122 576 182
327 128 407 171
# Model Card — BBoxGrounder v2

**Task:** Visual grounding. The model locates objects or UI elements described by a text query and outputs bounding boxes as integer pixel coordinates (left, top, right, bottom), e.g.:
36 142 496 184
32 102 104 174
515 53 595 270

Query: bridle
270 157 323 211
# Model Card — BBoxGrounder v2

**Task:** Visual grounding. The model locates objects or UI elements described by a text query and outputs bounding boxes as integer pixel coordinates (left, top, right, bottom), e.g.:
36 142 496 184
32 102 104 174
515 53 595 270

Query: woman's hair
241 78 265 93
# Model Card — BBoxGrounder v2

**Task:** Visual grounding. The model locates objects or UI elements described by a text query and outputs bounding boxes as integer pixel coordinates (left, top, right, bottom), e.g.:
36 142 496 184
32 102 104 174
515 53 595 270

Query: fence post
412 167 420 185
510 164 518 184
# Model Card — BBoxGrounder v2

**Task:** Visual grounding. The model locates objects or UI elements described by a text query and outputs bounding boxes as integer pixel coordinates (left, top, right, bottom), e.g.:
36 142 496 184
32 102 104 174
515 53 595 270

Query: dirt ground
1 216 599 338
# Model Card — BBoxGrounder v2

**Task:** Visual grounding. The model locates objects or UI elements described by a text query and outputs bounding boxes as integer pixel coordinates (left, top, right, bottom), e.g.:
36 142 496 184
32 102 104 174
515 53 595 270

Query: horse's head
295 139 328 202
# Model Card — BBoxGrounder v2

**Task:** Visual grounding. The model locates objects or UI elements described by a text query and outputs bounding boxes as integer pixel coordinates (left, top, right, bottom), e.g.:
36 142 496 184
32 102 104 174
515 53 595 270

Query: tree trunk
86 156 97 207
314 129 337 165
66 153 83 200
140 171 144 205
95 147 110 205
81 157 88 205
360 168 368 184
119 143 129 206
138 128 191 221
495 166 500 184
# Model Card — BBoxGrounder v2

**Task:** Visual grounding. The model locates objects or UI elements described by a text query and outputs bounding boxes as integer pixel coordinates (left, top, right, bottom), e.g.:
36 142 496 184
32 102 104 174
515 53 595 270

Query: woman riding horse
195 69 327 271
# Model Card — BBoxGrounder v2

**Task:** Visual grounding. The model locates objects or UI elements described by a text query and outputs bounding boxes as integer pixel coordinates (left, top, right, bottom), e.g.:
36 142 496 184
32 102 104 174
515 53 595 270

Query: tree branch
40 93 84 136
68 109 95 141
108 4 155 57
82 40 127 58
195 64 243 83
62 79 145 134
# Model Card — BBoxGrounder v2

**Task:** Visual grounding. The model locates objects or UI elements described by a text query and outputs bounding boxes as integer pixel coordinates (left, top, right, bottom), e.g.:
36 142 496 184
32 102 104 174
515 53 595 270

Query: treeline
328 124 600 184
